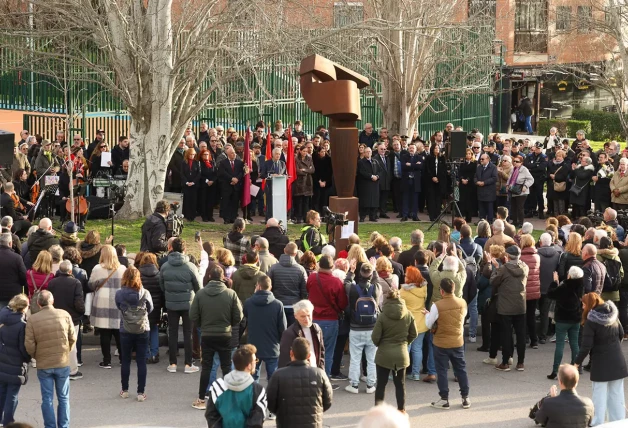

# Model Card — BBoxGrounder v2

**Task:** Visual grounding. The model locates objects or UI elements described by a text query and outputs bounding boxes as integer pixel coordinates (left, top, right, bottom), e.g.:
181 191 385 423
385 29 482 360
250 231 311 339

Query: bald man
26 217 59 268
217 147 245 224
262 217 290 259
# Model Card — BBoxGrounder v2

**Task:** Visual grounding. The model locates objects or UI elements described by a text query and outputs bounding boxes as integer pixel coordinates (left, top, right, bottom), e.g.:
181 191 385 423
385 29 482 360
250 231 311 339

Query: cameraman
298 210 326 256
141 200 169 254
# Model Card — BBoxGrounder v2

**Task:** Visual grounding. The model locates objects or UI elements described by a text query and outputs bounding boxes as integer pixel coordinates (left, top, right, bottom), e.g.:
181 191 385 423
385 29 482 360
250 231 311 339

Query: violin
9 193 25 214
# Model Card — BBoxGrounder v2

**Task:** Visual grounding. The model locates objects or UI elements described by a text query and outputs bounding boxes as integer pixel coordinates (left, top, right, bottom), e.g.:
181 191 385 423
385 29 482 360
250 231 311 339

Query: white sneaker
550 335 557 343
30 359 36 368
359 375 367 383
508 357 513 365
266 412 276 420
345 384 359 394
468 335 477 343
185 364 200 374
114 349 119 356
483 357 497 365
366 385 376 394
167 364 177 373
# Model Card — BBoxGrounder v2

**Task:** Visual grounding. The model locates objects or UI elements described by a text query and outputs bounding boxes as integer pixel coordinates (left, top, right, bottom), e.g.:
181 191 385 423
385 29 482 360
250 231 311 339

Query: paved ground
12 337 628 427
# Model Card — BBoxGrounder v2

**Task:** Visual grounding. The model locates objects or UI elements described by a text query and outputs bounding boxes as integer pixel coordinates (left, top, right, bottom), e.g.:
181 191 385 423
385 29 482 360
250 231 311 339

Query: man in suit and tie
472 142 482 162
218 146 245 224
474 153 498 222
357 147 380 222
400 143 423 222
373 143 392 219
262 148 287 221
388 139 404 217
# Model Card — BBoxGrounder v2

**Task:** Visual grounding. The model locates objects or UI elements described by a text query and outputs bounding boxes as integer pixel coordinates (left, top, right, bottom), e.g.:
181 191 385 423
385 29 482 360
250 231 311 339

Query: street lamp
493 39 505 133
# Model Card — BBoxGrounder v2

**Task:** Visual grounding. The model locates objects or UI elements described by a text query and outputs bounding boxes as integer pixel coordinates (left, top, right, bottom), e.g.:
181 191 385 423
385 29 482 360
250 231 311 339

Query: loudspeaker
449 131 467 159
85 196 111 219
0 130 15 169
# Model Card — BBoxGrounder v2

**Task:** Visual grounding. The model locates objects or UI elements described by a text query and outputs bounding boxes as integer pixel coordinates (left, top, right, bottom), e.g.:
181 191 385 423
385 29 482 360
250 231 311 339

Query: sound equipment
85 196 111 219
449 131 467 160
0 130 15 170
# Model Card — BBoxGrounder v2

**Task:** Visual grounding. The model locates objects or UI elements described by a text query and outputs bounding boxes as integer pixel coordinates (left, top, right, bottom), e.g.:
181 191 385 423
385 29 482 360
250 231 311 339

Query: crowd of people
0 195 624 426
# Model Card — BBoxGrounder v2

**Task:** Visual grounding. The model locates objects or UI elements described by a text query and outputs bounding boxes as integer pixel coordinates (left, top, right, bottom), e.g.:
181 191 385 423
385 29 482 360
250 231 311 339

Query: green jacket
371 297 417 371
232 264 266 303
190 280 243 337
429 256 466 304
159 252 201 312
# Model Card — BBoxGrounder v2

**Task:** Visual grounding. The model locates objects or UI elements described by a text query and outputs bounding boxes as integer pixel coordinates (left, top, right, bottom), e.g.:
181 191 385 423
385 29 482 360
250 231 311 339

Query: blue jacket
0 306 30 385
243 291 286 359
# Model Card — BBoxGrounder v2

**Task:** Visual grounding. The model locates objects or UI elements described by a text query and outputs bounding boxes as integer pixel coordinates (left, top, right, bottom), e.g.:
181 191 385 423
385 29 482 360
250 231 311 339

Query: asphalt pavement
11 336 628 427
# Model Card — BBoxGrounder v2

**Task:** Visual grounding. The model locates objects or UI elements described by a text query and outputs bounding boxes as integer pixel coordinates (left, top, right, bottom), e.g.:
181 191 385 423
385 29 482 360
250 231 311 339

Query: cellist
59 161 86 231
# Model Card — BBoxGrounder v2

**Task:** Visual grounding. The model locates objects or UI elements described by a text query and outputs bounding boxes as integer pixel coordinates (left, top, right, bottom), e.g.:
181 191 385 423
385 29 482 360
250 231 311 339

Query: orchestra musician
1 182 32 239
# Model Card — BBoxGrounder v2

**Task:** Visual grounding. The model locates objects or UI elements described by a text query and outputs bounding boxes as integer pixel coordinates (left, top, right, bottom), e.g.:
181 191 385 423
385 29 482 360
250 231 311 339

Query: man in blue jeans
424 278 470 410
25 290 76 428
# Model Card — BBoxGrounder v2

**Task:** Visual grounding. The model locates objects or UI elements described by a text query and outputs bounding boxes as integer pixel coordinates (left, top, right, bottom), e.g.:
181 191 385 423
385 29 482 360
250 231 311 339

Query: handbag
569 178 585 196
509 184 523 195
316 274 344 321
29 271 52 315
553 166 566 192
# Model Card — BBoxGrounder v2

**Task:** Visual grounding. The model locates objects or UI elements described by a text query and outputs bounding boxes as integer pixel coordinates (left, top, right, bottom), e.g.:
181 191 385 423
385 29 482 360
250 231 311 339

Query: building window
468 0 496 18
577 6 592 33
515 0 548 52
333 2 364 28
555 6 571 31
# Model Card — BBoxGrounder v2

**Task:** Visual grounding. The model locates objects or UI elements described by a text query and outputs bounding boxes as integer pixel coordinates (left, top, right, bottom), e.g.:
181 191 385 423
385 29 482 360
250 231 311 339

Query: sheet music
101 152 112 167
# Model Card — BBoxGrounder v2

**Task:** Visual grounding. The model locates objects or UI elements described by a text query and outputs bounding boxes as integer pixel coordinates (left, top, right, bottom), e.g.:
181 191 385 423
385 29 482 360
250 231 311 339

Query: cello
65 176 89 217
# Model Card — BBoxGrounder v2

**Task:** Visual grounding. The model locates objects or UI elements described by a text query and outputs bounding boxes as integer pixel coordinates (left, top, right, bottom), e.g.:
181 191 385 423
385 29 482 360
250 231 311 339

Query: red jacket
26 269 54 298
307 271 348 321
521 247 541 300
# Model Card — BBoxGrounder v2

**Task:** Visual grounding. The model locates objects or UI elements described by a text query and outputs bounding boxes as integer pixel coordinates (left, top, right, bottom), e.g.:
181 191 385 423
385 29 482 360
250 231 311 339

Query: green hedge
571 109 626 141
538 119 591 138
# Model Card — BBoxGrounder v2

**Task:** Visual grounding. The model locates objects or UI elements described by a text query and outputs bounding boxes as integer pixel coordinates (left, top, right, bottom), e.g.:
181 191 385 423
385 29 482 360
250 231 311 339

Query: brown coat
610 173 628 205
433 294 467 349
25 305 75 370
483 231 515 251
294 155 315 197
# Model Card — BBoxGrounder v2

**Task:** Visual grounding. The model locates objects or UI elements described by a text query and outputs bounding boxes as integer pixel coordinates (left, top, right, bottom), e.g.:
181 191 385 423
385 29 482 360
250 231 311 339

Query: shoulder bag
553 166 566 192
569 177 585 196
316 273 344 321
87 268 118 316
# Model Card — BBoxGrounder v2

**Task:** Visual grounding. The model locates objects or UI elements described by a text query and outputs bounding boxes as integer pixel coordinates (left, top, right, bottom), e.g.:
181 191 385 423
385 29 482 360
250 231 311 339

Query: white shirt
424 301 468 329
302 326 317 368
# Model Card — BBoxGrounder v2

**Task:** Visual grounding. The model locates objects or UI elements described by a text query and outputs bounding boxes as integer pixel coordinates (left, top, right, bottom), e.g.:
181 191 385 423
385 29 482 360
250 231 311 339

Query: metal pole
498 44 503 133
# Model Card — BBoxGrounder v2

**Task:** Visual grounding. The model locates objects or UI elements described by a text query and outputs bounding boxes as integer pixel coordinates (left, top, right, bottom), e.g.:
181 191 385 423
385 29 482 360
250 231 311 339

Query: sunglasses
513 160 521 164
73 138 81 141
473 147 480 149
100 145 107 149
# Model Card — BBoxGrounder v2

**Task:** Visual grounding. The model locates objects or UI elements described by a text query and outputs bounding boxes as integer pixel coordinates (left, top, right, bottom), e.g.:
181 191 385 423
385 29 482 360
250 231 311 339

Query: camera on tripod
586 210 605 227
166 202 184 238
322 206 349 228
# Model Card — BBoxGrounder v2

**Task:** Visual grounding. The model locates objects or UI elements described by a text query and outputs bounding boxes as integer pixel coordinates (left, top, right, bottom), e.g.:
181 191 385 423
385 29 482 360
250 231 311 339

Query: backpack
29 271 52 315
603 258 623 293
122 289 148 334
352 283 379 325
460 245 479 280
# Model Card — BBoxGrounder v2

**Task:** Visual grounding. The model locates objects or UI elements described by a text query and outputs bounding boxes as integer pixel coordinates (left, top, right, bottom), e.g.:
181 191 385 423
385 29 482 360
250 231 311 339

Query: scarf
203 159 212 168
553 159 563 165
508 166 520 186
177 147 185 155
379 271 390 279
44 151 52 162
188 159 193 169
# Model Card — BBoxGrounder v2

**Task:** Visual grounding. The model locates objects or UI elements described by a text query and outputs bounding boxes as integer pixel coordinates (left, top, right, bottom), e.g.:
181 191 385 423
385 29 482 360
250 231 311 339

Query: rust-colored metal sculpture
300 54 370 249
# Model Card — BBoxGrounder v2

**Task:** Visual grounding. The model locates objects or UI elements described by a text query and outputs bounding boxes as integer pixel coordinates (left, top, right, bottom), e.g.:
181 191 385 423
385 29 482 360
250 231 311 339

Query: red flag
241 127 252 208
285 126 296 211
261 126 272 191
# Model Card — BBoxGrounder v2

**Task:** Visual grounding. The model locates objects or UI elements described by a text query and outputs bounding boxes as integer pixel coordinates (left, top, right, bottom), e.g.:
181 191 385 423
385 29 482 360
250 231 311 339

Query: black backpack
603 258 623 293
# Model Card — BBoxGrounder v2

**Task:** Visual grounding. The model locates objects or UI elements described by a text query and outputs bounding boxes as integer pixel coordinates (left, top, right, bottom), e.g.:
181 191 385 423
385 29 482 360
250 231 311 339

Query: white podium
269 175 287 227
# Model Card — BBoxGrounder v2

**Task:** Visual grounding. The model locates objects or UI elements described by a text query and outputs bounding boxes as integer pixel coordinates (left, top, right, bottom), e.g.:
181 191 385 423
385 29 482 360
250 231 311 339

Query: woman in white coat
507 155 534 228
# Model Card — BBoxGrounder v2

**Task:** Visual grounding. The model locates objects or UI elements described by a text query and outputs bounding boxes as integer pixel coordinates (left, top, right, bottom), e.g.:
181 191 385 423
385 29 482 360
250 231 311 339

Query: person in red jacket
520 234 541 348
306 255 348 378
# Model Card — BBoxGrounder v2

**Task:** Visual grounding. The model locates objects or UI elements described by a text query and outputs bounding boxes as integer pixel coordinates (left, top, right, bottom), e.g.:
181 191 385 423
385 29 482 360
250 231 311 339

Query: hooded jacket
521 246 541 300
0 306 30 372
428 256 466 303
547 278 584 324
140 213 168 254
400 282 429 334
244 290 286 359
538 246 562 294
205 370 267 428
190 280 242 337
267 254 307 307
232 264 266 303
159 252 201 312
597 247 624 302
0 246 26 302
79 242 102 278
26 229 59 268
139 264 162 325
575 301 628 382
490 260 529 316
371 297 417 371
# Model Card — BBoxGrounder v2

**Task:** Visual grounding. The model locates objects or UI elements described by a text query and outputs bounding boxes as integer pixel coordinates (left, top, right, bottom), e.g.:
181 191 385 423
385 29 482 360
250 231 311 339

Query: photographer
298 210 326 256
140 200 169 254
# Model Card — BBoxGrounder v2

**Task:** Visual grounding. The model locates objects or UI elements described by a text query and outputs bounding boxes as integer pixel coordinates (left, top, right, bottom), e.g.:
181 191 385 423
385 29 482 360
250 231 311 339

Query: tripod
427 161 462 231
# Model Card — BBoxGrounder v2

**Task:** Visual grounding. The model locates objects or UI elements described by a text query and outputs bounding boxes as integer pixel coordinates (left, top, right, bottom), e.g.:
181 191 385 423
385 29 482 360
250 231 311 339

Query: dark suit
373 153 392 216
474 162 498 222
459 160 478 222
534 389 593 428
388 150 403 213
261 159 287 220
218 158 244 222
199 161 218 222
0 192 31 239
400 152 423 219
357 157 380 221
397 245 422 270
167 150 184 193
181 160 201 221
424 155 447 221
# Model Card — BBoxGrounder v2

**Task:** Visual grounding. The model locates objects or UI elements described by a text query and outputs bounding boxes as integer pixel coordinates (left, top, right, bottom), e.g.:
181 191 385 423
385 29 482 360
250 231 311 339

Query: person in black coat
424 144 447 221
372 143 392 219
474 154 498 222
400 143 423 221
570 158 596 218
261 221 289 259
575 296 628 426
47 261 85 327
388 140 404 215
547 150 571 216
357 147 380 222
0 183 31 239
0 236 26 307
523 143 549 219
459 149 478 223
167 140 186 193
312 148 333 214
593 153 614 213
138 253 162 364
180 148 201 221
198 149 218 222
261 148 287 221
218 147 245 224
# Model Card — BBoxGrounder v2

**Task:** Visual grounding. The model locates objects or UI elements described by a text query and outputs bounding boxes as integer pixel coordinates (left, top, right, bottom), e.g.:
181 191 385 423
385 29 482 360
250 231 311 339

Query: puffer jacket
547 278 584 324
115 286 154 334
267 254 308 307
400 282 428 333
597 247 624 302
139 264 162 325
25 305 75 370
371 297 417 371
582 257 606 295
521 246 541 300
26 269 53 298
538 246 562 294
0 307 30 380
189 280 242 337
267 360 332 428
159 252 201 311
232 264 266 303
490 260 529 316
79 242 102 278
575 301 628 382
26 229 59 268
243 290 286 359
88 264 126 329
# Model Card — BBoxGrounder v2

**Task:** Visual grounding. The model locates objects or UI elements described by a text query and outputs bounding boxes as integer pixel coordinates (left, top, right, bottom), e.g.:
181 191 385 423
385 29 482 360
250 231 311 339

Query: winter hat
64 221 78 234
506 245 521 259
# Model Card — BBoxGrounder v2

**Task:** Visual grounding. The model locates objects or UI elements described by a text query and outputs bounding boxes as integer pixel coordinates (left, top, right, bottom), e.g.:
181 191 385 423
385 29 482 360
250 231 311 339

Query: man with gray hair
429 243 467 302
603 207 625 241
261 217 289 259
389 237 402 261
581 244 606 294
278 300 324 370
0 232 26 309
397 229 424 269
483 219 514 250
321 244 336 260
217 146 245 224
0 215 22 255
490 245 529 371
25 290 76 428
254 237 277 274
48 260 85 381
261 149 287 221
538 233 562 344
358 403 410 428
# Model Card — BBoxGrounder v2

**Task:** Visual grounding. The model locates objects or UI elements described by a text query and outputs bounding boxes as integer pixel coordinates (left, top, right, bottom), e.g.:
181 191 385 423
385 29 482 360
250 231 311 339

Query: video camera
322 206 349 228
166 202 184 238
586 210 605 227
